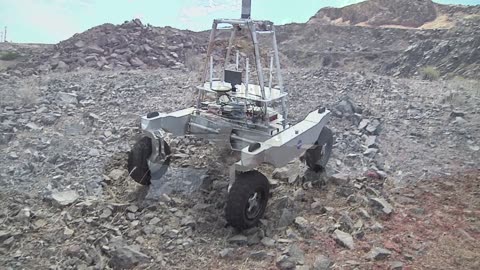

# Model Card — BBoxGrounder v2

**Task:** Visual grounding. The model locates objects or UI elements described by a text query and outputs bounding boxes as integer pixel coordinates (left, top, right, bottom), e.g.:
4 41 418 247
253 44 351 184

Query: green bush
420 66 440 81
0 51 20 61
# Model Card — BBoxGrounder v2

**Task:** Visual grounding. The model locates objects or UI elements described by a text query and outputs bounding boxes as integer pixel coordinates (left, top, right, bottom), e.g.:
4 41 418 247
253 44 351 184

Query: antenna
245 57 249 92
209 55 213 89
241 0 251 19
235 50 239 71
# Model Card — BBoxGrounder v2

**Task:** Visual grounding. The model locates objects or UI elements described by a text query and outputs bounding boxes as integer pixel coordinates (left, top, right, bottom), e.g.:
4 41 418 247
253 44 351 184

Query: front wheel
305 127 333 172
127 136 153 185
127 135 171 185
225 170 270 230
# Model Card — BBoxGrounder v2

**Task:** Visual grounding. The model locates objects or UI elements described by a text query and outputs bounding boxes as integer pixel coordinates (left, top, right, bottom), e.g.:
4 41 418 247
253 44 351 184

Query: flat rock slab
333 229 354 249
51 190 79 206
228 235 248 245
109 245 150 269
370 197 394 215
314 255 332 270
367 247 392 260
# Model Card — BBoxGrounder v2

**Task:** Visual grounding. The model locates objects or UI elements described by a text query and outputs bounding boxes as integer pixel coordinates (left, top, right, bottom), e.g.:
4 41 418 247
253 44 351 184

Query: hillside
307 0 480 29
2 0 480 79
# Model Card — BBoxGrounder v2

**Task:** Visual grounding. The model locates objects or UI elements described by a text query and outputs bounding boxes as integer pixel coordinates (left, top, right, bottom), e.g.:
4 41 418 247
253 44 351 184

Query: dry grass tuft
420 66 440 81
0 51 20 61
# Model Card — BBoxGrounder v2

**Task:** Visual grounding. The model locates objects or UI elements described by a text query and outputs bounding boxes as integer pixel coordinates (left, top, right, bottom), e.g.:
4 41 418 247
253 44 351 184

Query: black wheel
305 127 333 172
225 170 270 230
127 136 152 185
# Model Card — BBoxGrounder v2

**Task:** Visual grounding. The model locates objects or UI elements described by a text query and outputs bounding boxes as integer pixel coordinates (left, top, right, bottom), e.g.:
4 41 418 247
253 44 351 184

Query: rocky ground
0 66 478 269
0 0 479 269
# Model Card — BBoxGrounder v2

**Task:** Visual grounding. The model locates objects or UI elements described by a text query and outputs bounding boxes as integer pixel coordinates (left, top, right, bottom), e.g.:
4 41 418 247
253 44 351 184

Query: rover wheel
226 170 270 230
305 127 333 172
127 136 152 185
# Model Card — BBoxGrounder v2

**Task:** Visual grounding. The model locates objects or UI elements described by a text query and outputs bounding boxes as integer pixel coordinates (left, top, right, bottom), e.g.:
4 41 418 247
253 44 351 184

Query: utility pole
4 26 6 42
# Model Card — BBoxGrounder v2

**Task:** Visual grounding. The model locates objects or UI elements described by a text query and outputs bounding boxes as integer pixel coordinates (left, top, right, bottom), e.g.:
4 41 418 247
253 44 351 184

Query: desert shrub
322 55 332 66
0 51 20 61
420 66 440 81
184 50 203 73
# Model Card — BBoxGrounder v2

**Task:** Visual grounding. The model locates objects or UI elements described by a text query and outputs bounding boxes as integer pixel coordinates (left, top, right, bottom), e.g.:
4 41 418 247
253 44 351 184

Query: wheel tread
306 127 333 172
127 136 152 185
225 171 270 229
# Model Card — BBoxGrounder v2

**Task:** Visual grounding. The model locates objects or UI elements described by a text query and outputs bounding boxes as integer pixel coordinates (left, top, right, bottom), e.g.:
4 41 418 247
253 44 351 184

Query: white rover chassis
127 1 333 229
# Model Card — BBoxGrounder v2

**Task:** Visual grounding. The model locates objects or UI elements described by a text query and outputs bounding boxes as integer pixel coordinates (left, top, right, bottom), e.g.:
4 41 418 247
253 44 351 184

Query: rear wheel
127 136 152 185
305 127 333 172
226 170 270 230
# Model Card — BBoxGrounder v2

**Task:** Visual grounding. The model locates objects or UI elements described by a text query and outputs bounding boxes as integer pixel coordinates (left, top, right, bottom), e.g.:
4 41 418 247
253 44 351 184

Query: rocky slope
7 19 207 76
2 0 480 80
382 17 480 79
307 0 480 29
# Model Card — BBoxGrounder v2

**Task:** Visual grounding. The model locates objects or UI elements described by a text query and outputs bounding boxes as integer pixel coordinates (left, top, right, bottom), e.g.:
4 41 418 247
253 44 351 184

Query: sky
0 0 479 44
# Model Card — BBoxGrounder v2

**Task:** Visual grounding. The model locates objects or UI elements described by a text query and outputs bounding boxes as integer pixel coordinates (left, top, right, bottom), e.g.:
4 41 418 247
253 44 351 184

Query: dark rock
278 209 296 228
56 61 69 71
272 167 290 181
334 98 358 117
249 250 269 261
336 186 355 197
261 237 275 247
330 173 349 185
287 244 305 265
371 222 384 232
276 255 296 270
450 111 465 118
339 211 354 232
294 216 309 230
219 248 234 258
108 169 125 181
367 247 392 260
57 92 79 105
129 57 145 67
109 245 150 269
247 231 262 246
0 231 12 242
333 229 354 249
100 208 113 219
84 45 104 54
370 197 394 215
358 119 370 130
363 148 378 156
228 235 248 245
74 40 85 48
390 261 404 270
25 122 42 130
313 255 332 270
365 136 377 148
366 119 381 134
